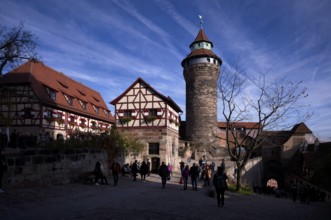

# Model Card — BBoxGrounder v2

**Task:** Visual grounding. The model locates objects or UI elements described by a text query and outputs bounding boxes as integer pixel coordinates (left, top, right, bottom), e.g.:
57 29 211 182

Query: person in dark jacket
140 161 148 182
131 160 139 181
158 162 170 189
0 149 7 193
189 163 199 191
94 160 108 185
213 166 228 207
111 161 121 186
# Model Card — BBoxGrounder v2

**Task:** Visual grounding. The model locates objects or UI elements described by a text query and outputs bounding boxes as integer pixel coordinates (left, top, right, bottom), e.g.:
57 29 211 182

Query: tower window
207 58 210 62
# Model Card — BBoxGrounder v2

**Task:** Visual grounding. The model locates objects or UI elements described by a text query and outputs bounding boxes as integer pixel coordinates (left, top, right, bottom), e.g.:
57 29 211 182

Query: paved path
0 173 330 220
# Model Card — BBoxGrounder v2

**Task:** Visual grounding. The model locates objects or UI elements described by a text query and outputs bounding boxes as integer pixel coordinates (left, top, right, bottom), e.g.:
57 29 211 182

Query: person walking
131 160 138 181
167 163 173 176
213 166 228 207
182 165 190 190
189 163 199 191
111 161 121 186
146 159 151 177
94 160 108 185
0 149 7 193
140 161 148 182
203 164 212 187
158 162 170 189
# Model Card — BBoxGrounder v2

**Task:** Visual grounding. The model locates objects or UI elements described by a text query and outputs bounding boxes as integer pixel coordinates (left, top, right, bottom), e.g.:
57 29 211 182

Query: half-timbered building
111 78 182 172
0 59 114 146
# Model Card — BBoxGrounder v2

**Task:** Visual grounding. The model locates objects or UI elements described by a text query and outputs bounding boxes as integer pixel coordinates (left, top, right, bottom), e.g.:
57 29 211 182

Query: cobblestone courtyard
1 173 330 220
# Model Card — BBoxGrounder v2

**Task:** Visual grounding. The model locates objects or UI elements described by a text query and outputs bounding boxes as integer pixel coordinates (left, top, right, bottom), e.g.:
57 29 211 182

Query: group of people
179 161 228 207
93 159 152 186
92 158 228 207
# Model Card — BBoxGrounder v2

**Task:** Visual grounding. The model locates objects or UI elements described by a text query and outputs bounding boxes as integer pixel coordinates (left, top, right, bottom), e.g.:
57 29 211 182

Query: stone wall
184 63 220 156
2 148 107 189
119 127 180 171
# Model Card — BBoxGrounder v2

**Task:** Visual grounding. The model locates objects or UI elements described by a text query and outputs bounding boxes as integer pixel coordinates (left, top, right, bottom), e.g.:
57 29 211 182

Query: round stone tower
181 25 222 155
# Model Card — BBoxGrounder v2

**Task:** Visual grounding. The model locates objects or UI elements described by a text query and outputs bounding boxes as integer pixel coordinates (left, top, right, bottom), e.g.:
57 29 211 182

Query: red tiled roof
182 29 222 67
1 59 114 123
291 122 312 134
217 121 262 129
190 29 212 47
110 77 182 113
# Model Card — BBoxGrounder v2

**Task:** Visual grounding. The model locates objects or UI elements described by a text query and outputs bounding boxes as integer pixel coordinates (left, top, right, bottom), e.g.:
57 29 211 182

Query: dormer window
79 100 87 110
93 105 99 114
104 109 109 117
57 80 68 88
45 87 57 101
93 96 100 102
64 94 74 106
77 89 86 96
50 91 56 101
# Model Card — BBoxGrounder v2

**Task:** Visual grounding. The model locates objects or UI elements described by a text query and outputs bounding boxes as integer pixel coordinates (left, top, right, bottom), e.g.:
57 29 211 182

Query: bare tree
217 62 310 191
0 21 38 76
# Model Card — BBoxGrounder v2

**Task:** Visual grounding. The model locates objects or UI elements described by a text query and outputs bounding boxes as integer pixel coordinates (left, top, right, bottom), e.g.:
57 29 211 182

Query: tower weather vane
199 15 203 29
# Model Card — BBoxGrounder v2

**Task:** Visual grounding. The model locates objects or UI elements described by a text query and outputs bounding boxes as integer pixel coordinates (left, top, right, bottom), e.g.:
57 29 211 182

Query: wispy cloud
1 0 330 141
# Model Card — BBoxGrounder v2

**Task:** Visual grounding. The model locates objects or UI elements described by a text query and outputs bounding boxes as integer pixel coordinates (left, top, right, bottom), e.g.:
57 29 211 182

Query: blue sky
1 0 331 141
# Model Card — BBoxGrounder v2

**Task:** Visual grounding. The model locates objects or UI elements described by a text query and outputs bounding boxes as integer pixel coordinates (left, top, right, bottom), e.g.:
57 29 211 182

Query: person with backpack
213 166 228 207
159 161 170 189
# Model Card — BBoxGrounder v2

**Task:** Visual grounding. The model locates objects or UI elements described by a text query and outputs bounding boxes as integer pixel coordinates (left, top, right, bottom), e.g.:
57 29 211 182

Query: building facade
111 78 182 172
0 59 114 147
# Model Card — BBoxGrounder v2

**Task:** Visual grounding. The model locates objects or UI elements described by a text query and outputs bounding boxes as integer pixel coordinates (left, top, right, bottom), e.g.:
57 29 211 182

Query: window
104 109 109 117
92 105 99 114
64 94 73 106
50 91 56 101
124 110 132 117
77 89 86 96
45 109 52 118
91 121 97 128
45 87 57 101
69 115 76 123
79 100 87 110
22 108 33 119
149 109 157 117
57 80 68 88
93 96 100 102
149 143 160 155
79 118 86 127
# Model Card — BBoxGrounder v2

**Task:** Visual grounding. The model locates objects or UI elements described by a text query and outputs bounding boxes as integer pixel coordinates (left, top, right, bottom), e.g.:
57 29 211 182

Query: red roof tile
218 121 262 129
291 122 312 134
190 29 212 47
